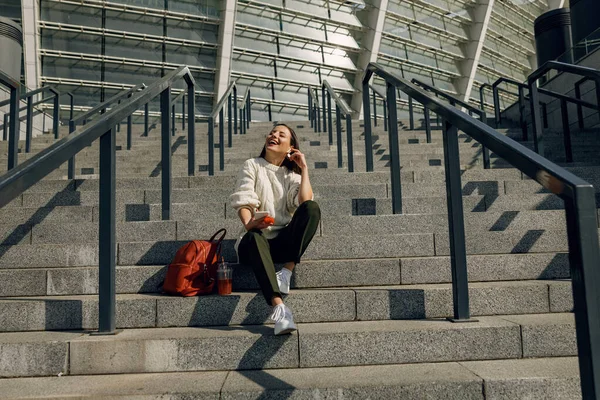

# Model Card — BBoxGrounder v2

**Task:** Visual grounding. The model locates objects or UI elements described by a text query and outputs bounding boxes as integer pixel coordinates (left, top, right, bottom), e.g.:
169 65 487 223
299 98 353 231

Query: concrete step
0 253 571 297
0 313 575 376
0 357 580 399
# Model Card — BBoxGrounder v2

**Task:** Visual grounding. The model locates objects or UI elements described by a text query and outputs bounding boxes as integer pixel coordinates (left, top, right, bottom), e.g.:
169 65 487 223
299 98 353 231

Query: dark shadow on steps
149 136 186 178
511 230 545 253
489 211 519 231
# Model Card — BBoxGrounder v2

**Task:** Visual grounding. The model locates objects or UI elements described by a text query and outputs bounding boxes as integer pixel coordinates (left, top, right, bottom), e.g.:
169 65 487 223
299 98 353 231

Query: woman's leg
238 229 282 305
272 200 321 267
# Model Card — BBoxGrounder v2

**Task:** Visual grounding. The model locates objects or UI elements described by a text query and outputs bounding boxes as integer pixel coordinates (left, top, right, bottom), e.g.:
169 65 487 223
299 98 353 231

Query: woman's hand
244 215 274 231
288 148 307 170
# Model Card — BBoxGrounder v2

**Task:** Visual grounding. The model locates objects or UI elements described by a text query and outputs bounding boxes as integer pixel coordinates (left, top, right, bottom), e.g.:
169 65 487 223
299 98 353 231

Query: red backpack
162 229 227 296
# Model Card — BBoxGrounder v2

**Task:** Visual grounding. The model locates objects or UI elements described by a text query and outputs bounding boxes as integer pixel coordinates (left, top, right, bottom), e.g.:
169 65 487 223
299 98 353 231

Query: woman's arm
238 208 271 231
289 149 313 204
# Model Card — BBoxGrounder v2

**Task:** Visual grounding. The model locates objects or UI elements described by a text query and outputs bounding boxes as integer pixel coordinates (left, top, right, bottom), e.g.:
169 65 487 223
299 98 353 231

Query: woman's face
265 125 293 155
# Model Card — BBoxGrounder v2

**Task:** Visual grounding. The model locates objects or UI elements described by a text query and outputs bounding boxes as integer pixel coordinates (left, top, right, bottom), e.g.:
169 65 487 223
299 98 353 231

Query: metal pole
25 96 33 153
529 80 544 157
69 94 74 122
424 106 431 144
246 93 251 127
268 103 272 122
327 93 333 145
317 101 321 133
228 94 232 148
322 85 327 133
160 87 172 219
542 102 549 129
561 99 573 163
208 117 215 176
362 80 373 172
7 86 19 170
53 94 60 139
575 83 584 131
144 103 149 137
127 114 132 150
97 126 117 334
68 120 76 179
182 93 185 130
408 97 414 130
481 112 491 169
219 108 225 171
518 86 527 141
386 82 402 214
564 186 600 400
442 119 471 321
373 89 377 127
187 85 195 177
383 100 388 132
308 88 313 128
336 105 342 168
346 114 353 173
242 106 247 135
171 104 175 137
595 79 600 130
493 85 501 125
233 86 238 135
3 114 8 141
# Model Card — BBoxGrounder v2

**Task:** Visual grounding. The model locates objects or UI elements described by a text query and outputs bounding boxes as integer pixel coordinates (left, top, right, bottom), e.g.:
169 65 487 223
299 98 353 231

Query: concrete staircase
0 117 587 398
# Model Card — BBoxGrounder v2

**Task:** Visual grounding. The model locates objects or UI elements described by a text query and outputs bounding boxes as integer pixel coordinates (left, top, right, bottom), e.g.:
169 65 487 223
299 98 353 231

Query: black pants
238 200 321 305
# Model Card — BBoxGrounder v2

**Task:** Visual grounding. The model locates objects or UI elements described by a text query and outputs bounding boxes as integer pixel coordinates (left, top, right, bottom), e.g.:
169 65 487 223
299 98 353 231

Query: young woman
230 124 321 335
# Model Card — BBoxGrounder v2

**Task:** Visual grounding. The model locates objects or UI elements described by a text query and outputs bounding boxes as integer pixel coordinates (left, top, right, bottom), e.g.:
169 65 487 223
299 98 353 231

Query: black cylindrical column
0 17 22 82
570 0 600 61
534 8 573 65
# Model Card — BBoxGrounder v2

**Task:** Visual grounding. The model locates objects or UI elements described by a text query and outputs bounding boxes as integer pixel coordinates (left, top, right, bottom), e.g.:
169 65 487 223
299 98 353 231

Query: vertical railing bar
373 89 378 127
336 105 342 168
408 96 414 130
233 86 238 135
424 106 431 144
208 116 215 176
346 114 353 173
53 93 60 139
182 93 186 130
7 86 19 170
481 112 491 170
171 103 175 137
518 86 527 141
219 108 225 171
362 80 373 172
161 87 172 219
575 83 584 131
322 85 327 133
26 96 33 153
327 93 333 146
529 80 544 157
383 99 388 132
228 94 233 148
386 81 402 214
561 99 573 163
187 85 195 177
144 103 149 137
492 85 501 125
68 120 76 179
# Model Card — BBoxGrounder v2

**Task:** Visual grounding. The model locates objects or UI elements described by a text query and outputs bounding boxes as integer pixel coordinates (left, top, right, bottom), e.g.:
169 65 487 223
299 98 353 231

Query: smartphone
254 211 269 219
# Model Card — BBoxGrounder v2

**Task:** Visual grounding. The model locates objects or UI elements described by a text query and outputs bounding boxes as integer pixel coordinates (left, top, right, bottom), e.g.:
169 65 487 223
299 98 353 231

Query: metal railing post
144 103 149 137
7 86 19 170
268 103 272 122
575 82 584 130
492 85 501 125
373 89 377 127
362 80 373 172
25 96 33 153
336 105 342 168
386 82 402 214
53 93 60 139
564 186 600 400
560 99 573 163
424 106 431 143
346 114 353 173
246 92 251 127
322 85 327 133
308 88 313 128
219 108 225 171
317 98 321 133
160 87 172 219
233 86 238 135
187 86 195 177
529 80 544 156
97 126 117 334
481 112 491 170
228 94 233 148
327 93 333 146
242 106 247 135
518 86 527 141
239 104 243 135
208 117 215 176
68 120 76 179
595 79 600 129
383 99 388 132
69 93 74 122
442 119 471 321
408 96 414 130
182 94 185 130
3 114 8 141
542 102 549 129
127 94 133 150
171 103 176 137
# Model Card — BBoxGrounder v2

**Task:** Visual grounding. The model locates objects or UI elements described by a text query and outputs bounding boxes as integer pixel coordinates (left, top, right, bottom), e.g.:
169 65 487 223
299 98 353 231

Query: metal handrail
308 87 321 133
369 84 388 132
364 61 600 399
0 65 196 335
528 61 600 158
322 80 354 172
411 78 490 169
574 77 597 130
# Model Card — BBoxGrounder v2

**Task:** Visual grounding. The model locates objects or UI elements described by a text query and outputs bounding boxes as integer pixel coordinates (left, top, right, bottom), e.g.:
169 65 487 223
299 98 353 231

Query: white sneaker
276 268 292 295
269 303 297 335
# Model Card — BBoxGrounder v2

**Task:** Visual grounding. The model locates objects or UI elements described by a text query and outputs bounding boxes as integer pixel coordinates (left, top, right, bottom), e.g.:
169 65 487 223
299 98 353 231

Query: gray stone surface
221 362 483 400
304 234 435 259
148 202 227 220
69 326 299 374
292 259 400 288
355 281 549 320
0 244 98 269
0 370 226 399
461 357 581 400
548 280 574 312
0 205 93 225
485 194 565 211
156 289 355 327
298 317 521 368
0 331 79 377
501 313 577 357
400 253 570 284
0 295 157 331
0 268 47 296
0 223 32 245
176 220 243 241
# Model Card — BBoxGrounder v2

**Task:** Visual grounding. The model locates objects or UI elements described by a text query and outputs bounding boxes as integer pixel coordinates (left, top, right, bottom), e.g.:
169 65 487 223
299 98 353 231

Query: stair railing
322 80 354 172
369 84 388 132
528 61 600 158
0 65 197 335
364 61 600 399
411 78 491 169
307 87 321 133
574 76 599 130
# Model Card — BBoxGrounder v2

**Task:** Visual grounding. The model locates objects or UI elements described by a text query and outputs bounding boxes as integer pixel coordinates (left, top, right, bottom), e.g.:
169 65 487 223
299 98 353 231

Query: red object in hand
263 216 275 225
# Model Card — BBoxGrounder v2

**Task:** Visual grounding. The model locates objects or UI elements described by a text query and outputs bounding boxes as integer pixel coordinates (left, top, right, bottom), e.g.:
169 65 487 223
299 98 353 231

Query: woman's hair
259 123 302 174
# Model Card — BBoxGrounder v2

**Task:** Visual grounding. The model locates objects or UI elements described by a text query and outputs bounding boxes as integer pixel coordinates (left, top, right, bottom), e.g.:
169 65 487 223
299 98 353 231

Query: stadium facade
1 0 561 120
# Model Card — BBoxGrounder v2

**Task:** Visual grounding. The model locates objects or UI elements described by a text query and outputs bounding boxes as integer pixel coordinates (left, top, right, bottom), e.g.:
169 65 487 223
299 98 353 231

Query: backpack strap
209 228 227 244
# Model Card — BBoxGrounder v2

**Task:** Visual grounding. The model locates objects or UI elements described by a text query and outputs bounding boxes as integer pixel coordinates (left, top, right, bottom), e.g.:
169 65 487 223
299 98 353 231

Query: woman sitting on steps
230 123 321 335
